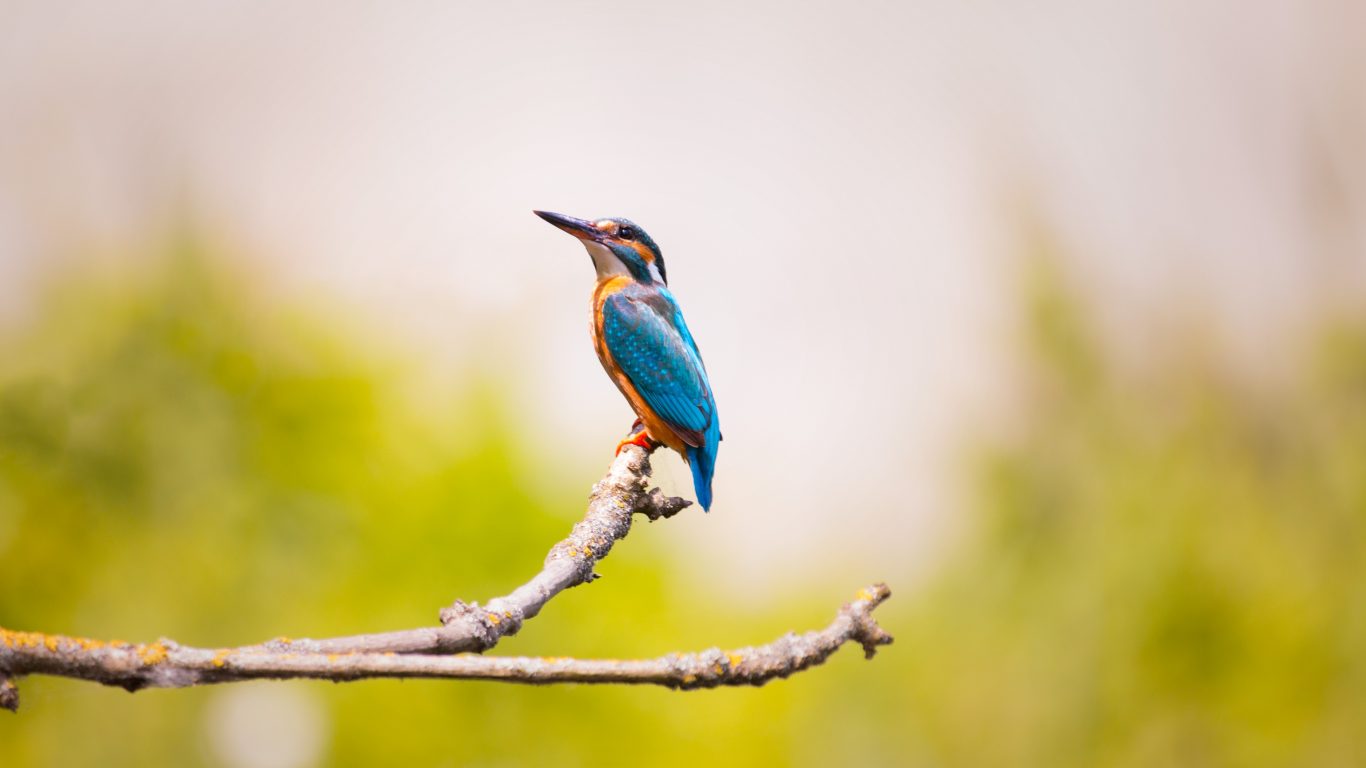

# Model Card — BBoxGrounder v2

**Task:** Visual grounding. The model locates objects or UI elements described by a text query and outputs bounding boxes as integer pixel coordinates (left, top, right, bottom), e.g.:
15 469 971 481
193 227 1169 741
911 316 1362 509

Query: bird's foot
615 419 661 455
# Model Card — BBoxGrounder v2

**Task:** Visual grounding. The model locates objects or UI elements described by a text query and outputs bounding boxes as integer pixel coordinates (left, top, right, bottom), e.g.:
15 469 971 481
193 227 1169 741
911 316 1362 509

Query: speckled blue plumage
601 285 720 510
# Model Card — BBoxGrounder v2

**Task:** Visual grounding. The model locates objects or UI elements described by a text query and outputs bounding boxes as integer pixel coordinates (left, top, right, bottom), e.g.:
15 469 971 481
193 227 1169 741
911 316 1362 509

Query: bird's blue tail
685 418 721 512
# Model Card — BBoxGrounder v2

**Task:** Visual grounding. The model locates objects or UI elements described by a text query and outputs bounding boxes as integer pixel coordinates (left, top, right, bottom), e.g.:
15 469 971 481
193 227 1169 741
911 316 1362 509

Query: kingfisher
534 210 720 511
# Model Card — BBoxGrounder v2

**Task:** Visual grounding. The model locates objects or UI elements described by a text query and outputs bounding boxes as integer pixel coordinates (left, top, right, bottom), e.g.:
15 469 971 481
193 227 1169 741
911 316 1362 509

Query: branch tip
0 677 18 713
637 488 692 520
846 583 894 659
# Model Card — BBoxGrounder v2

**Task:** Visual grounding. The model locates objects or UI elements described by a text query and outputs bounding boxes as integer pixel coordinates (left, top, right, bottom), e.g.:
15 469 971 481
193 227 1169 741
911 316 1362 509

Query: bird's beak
533 210 601 242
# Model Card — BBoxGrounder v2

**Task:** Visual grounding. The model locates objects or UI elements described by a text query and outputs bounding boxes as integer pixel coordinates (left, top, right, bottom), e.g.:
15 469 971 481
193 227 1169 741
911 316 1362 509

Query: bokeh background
3 1 1365 766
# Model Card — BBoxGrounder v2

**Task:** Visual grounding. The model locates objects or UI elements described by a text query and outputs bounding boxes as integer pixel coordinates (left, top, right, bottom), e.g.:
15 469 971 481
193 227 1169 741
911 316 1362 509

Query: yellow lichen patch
486 612 501 626
137 642 168 666
326 654 339 664
211 650 231 668
681 673 697 685
713 663 723 676
76 637 106 651
727 652 744 668
5 631 47 649
43 635 61 652
855 588 874 602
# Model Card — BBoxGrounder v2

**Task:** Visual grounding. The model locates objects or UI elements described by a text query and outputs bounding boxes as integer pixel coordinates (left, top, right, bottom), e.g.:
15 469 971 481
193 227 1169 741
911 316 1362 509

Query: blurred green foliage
2 240 1364 766
892 264 1366 767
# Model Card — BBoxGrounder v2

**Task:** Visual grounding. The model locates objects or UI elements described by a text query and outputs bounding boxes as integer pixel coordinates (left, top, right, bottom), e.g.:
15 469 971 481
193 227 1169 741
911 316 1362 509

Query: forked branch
0 445 893 712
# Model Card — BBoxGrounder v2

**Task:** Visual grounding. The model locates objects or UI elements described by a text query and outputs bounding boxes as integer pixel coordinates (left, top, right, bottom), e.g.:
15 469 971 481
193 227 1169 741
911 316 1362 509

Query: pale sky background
1 0 1363 600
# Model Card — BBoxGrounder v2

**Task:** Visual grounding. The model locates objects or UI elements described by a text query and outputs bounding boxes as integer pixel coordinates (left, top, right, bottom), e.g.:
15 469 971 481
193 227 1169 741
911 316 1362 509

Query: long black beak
533 210 601 241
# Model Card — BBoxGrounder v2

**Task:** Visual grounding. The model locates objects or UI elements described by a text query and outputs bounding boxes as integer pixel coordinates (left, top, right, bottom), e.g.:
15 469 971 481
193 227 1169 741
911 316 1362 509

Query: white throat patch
582 241 630 279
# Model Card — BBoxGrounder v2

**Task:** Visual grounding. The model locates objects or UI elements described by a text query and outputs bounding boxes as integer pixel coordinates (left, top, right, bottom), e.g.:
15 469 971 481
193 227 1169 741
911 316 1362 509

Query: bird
534 210 720 511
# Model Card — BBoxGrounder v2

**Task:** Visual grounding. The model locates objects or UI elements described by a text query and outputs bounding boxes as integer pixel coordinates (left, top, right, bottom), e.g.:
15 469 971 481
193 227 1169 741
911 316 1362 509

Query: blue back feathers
601 286 719 510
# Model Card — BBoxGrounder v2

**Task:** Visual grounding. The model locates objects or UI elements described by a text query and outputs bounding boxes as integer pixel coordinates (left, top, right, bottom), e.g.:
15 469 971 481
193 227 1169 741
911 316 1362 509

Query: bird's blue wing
601 291 715 445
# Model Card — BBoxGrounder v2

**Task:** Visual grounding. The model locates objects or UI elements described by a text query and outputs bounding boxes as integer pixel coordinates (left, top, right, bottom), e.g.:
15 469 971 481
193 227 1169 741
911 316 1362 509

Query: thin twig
0 585 891 703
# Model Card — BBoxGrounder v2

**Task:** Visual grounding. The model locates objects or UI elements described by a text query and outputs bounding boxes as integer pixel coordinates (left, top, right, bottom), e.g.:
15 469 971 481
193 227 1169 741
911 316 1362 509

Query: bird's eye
618 226 636 240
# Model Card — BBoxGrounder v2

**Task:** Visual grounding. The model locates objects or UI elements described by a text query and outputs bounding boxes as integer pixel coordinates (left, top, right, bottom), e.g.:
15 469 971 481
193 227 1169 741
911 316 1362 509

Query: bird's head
534 210 667 285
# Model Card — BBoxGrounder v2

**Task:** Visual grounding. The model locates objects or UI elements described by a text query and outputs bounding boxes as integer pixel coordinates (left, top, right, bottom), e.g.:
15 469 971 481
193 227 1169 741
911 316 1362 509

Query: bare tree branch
0 584 891 707
0 443 895 712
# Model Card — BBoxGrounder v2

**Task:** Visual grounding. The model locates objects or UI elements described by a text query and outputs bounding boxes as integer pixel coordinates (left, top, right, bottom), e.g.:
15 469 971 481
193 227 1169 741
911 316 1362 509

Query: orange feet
615 419 661 455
